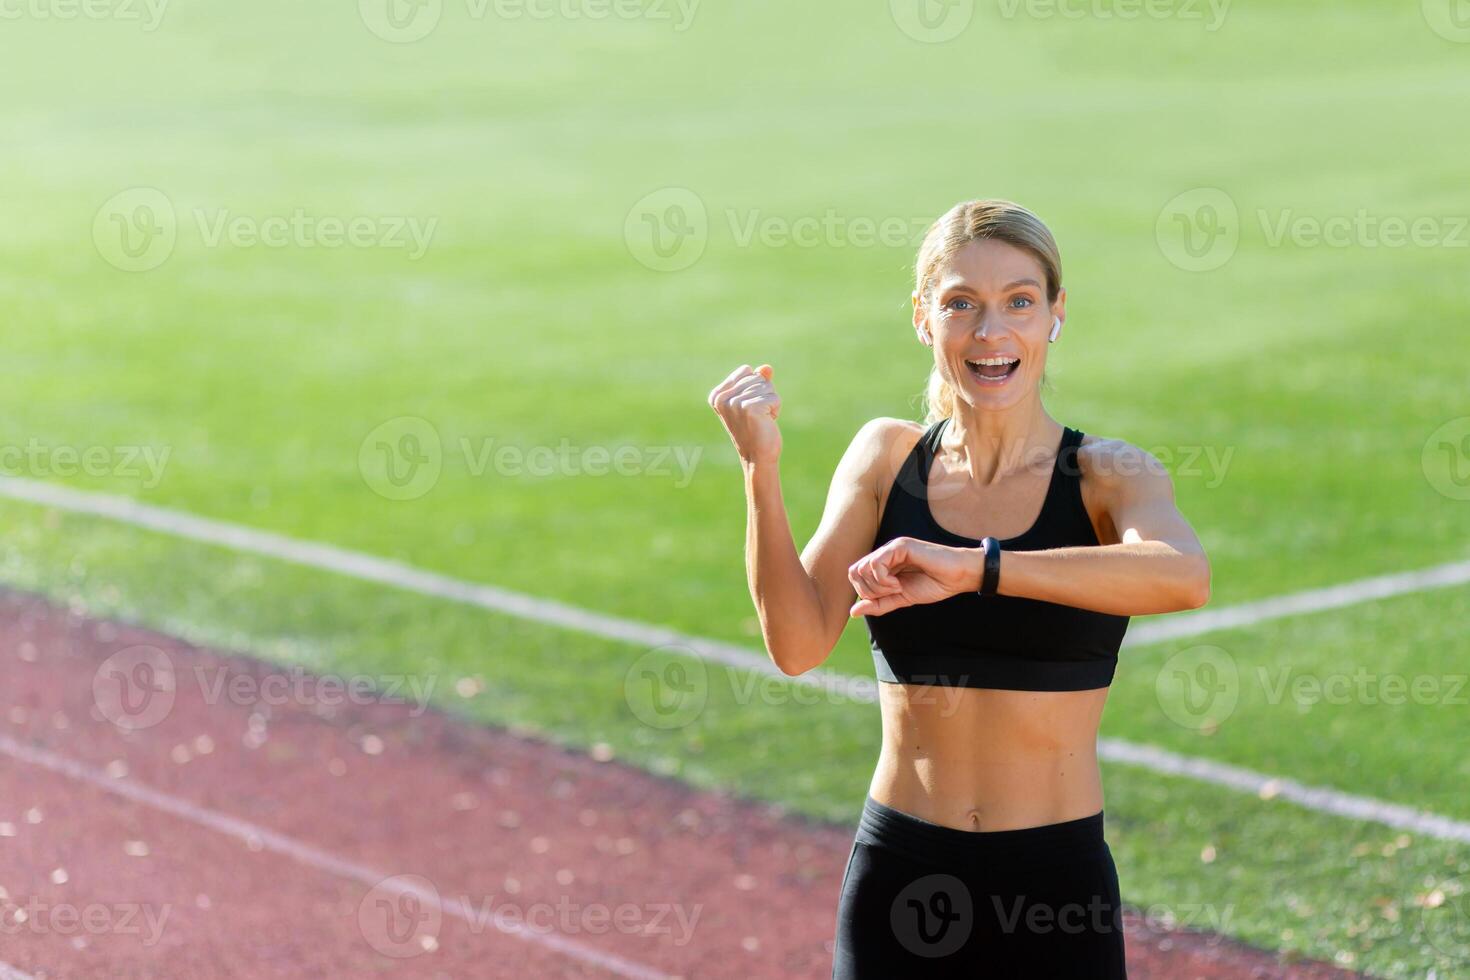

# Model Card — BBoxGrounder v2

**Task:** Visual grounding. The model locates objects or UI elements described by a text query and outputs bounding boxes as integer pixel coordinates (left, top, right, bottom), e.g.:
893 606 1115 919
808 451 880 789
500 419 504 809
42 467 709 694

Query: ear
911 291 932 347
1049 288 1067 343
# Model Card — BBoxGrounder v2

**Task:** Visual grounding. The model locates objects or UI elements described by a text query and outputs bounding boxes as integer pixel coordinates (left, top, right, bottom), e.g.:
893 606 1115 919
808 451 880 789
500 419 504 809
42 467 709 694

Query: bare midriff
868 680 1110 832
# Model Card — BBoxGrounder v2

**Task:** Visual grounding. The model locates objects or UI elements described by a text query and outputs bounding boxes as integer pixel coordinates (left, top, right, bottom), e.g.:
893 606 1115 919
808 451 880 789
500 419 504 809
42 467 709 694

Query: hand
708 363 782 465
847 537 983 617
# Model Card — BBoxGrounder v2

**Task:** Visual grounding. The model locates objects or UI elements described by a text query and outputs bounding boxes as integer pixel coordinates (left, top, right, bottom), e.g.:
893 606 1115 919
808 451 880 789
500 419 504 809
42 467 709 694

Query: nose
974 315 1004 341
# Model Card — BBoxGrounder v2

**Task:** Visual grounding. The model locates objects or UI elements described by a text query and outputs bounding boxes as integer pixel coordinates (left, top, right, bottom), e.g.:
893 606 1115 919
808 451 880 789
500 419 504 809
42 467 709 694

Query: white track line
0 734 672 980
0 476 856 701
1100 739 1470 844
2 476 1469 843
0 961 39 980
1122 559 1470 647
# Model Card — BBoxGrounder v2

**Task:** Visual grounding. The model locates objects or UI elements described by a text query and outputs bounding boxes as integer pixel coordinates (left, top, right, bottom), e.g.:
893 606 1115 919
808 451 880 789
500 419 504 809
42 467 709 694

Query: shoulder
852 417 924 454
835 417 926 490
1074 432 1176 500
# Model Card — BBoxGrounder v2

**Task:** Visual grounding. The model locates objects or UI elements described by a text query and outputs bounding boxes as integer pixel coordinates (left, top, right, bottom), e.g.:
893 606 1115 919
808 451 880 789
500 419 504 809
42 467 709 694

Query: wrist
961 545 986 593
742 456 781 487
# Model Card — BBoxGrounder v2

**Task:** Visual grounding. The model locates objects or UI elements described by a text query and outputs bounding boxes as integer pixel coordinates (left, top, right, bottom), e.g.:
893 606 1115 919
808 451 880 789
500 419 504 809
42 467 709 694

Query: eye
947 298 974 311
1009 296 1033 310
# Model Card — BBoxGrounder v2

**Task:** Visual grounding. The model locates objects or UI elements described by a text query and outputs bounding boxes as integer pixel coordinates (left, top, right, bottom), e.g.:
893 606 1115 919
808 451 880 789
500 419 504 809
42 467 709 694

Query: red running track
0 592 1357 978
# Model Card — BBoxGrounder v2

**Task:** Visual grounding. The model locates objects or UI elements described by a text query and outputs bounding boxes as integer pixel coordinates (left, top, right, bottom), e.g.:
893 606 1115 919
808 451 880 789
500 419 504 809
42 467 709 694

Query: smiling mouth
965 356 1021 384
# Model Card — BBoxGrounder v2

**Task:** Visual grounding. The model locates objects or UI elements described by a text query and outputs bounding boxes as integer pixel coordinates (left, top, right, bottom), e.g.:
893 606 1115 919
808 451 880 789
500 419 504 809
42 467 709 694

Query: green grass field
2 0 1468 974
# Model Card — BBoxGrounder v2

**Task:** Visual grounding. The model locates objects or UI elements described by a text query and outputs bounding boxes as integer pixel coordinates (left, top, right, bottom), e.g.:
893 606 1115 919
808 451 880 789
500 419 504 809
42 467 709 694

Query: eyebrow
938 277 1044 292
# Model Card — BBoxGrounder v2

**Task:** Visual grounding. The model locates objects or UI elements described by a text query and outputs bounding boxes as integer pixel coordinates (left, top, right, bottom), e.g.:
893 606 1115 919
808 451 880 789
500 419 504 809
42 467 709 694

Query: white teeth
966 356 1020 383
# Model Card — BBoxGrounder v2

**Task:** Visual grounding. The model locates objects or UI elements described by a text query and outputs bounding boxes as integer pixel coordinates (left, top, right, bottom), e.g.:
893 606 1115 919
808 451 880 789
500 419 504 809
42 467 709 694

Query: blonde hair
915 200 1063 424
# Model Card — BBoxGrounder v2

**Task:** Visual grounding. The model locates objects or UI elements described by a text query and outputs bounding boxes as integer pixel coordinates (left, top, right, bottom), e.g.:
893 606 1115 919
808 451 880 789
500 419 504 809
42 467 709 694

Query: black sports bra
863 418 1129 691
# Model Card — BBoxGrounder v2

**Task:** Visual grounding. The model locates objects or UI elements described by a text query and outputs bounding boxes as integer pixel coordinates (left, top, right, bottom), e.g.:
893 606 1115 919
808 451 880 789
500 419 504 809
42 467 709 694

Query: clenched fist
848 537 984 617
708 363 782 465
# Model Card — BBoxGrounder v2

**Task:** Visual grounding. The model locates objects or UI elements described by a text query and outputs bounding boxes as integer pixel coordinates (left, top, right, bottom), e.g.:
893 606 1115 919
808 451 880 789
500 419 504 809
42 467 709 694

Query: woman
707 199 1210 977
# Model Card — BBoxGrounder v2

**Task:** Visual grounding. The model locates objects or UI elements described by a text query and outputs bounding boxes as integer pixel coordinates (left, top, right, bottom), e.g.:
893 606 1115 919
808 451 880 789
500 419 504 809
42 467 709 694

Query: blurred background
1 0 1468 976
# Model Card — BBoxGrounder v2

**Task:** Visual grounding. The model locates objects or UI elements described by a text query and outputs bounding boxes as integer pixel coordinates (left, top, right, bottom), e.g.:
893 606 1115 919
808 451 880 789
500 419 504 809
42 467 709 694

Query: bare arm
996 440 1210 614
740 460 821 672
847 439 1210 618
709 365 905 674
740 450 866 675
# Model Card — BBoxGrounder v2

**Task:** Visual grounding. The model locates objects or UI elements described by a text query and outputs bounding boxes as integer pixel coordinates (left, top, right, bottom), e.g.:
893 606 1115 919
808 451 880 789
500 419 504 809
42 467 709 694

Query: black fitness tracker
978 536 1001 596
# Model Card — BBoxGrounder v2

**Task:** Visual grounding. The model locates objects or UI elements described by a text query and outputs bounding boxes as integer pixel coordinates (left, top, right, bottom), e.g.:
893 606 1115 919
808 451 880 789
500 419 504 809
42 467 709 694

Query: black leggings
831 795 1128 978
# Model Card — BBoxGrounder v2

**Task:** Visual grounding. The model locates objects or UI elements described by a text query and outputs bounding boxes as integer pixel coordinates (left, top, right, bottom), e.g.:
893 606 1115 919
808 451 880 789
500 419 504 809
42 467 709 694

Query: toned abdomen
869 681 1110 832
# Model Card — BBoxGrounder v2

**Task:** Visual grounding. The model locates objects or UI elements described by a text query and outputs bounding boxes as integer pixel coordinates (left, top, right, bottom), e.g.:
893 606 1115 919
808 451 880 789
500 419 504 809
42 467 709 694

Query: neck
942 397 1062 486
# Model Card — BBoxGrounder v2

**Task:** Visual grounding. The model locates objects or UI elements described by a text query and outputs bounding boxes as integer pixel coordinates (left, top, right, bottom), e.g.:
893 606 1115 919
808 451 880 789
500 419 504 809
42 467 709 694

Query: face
912 238 1065 412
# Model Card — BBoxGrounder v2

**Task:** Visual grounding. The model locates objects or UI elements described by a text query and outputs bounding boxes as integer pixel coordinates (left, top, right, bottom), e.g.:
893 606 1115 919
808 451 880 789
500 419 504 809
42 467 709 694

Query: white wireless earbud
1048 317 1062 343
